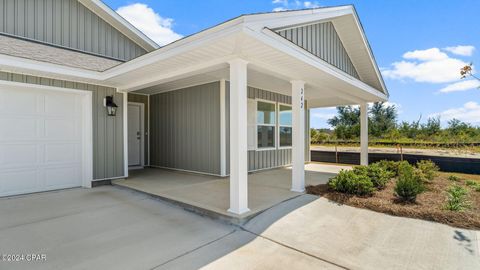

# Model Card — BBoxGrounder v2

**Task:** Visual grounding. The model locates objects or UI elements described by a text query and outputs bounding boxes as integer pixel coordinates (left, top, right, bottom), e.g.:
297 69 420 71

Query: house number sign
300 87 304 109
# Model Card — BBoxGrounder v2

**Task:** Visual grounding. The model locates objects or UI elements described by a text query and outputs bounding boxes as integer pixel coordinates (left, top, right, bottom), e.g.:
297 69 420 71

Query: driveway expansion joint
238 226 351 270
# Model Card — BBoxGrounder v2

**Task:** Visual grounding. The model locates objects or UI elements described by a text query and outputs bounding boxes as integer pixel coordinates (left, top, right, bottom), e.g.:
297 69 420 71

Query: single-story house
0 0 387 215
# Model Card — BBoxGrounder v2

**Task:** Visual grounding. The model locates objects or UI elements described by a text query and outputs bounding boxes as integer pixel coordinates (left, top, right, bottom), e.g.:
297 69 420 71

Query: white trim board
123 92 129 178
220 79 227 176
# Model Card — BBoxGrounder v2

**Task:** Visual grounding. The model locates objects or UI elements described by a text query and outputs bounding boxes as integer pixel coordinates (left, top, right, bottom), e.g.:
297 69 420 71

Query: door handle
136 131 141 140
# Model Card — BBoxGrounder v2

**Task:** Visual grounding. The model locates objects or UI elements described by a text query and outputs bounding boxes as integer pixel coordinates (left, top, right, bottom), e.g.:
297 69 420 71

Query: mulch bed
306 172 480 230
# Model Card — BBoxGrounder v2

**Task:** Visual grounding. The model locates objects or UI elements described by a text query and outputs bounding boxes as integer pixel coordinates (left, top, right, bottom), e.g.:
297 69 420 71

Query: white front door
0 83 91 197
128 103 143 167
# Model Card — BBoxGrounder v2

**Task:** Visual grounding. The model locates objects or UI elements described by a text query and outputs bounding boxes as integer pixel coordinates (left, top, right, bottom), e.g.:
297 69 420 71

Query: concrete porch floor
113 163 350 221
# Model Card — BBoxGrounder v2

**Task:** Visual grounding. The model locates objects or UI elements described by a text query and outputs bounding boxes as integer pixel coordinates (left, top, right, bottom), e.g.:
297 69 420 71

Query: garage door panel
45 94 79 117
0 144 38 168
0 118 38 140
44 119 81 140
45 166 81 188
0 169 39 196
0 90 38 115
45 143 80 163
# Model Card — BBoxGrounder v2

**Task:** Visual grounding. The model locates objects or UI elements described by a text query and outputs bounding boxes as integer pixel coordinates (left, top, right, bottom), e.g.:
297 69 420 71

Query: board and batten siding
225 84 310 173
0 0 146 61
0 71 125 180
128 93 149 165
149 82 221 175
277 21 359 79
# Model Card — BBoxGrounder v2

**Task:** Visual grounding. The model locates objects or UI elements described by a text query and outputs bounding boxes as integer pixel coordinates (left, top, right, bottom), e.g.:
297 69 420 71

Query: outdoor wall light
104 95 118 116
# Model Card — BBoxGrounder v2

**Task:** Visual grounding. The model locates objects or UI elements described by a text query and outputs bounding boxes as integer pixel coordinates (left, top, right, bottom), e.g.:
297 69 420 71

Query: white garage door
0 82 91 197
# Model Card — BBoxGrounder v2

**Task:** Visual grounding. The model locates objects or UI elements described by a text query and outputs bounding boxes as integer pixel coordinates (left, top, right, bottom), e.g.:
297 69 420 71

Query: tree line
311 102 480 144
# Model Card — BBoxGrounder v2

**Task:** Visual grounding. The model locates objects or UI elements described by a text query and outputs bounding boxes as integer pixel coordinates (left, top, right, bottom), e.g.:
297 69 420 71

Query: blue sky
104 0 480 129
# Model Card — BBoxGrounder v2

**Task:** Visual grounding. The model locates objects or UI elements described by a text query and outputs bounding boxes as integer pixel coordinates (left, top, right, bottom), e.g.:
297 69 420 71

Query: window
257 101 276 148
279 104 292 147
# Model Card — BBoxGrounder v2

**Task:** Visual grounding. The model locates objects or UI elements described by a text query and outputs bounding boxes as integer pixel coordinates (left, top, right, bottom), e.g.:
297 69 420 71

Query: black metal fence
311 150 480 175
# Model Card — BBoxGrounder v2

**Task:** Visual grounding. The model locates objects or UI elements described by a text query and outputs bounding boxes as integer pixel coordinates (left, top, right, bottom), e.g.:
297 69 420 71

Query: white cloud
273 7 287 12
403 48 448 61
439 80 480 93
312 107 336 120
444 45 475 56
303 1 321 8
312 112 335 120
382 47 471 83
116 3 182 46
272 0 320 11
430 102 480 125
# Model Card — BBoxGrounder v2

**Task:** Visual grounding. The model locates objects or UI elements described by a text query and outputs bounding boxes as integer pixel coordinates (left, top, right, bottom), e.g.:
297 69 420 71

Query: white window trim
278 102 293 149
255 99 277 151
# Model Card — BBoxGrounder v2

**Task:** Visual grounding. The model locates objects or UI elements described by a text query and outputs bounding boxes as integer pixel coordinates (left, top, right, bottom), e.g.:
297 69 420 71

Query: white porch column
228 59 249 215
291 80 305 192
360 102 369 165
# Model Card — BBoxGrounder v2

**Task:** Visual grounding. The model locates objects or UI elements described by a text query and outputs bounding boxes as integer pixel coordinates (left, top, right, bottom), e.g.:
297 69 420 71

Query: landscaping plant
374 160 401 177
353 164 392 189
448 175 460 182
394 162 425 202
328 169 375 196
445 185 470 211
416 160 439 181
465 180 480 192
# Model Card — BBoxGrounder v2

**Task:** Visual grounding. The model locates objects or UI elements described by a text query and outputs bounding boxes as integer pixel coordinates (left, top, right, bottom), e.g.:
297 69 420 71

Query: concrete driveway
1 186 478 270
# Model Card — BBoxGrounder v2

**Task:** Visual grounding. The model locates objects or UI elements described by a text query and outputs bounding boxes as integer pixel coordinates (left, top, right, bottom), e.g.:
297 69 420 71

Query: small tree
327 106 361 140
369 102 397 138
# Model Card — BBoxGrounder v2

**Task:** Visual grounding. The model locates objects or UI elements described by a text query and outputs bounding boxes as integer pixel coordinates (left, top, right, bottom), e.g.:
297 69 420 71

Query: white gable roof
240 6 387 95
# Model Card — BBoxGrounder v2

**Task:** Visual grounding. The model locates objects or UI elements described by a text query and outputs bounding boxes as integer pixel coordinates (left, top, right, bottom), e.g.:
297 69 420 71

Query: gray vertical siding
0 71 124 180
277 22 359 79
246 86 292 171
225 85 309 173
0 0 146 61
149 82 221 175
128 93 149 165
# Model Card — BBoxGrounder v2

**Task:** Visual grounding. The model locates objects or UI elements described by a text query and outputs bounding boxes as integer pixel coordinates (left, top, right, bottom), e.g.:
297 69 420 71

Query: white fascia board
79 0 159 51
249 27 387 102
349 8 389 96
0 21 244 85
102 20 245 80
0 54 103 81
244 6 353 31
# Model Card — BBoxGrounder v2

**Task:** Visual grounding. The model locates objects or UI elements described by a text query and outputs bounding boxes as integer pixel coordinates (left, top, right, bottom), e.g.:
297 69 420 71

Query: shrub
394 162 425 202
375 160 401 177
416 160 439 181
364 163 392 189
448 175 460 182
445 185 470 211
328 170 375 196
